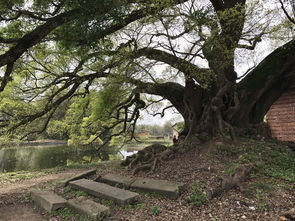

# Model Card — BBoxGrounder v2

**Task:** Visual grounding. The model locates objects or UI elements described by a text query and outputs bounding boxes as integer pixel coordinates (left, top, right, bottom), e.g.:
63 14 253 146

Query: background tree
0 0 294 148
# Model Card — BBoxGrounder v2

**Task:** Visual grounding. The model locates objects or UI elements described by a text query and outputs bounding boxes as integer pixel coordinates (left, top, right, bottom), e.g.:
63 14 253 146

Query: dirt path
0 169 86 221
0 204 46 221
0 170 82 195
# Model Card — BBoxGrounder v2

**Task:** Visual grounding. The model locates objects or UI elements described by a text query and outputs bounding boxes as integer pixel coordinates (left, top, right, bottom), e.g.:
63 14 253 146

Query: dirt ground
0 169 86 221
0 204 45 221
103 143 294 221
0 141 294 221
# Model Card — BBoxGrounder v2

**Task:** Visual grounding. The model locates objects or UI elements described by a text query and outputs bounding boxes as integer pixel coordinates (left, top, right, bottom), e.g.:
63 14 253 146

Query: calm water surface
0 145 138 172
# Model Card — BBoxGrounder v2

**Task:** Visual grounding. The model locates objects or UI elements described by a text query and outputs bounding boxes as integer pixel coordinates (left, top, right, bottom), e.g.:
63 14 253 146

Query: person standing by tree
173 135 178 145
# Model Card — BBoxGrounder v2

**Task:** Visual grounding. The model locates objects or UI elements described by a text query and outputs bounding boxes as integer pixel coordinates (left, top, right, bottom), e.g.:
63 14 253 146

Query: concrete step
131 178 184 199
67 197 110 219
99 173 135 188
58 169 97 187
31 189 67 212
99 174 184 199
69 179 139 205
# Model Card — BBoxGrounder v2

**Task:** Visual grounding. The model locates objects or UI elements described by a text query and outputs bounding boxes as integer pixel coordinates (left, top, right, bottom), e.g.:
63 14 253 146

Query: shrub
150 205 161 216
187 182 207 207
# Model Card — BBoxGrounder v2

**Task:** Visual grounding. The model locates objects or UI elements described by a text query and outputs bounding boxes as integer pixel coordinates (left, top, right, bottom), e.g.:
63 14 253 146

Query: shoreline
0 139 67 148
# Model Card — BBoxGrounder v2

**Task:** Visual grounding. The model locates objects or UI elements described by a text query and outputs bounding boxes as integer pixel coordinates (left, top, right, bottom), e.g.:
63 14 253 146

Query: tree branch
0 63 14 92
279 0 295 24
0 8 82 68
133 47 210 84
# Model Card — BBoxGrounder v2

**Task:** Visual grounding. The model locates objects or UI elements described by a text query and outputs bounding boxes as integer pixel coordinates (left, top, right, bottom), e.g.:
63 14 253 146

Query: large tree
0 0 294 145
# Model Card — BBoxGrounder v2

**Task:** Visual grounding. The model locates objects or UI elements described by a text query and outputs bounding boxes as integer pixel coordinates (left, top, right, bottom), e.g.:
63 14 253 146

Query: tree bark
234 40 295 126
132 40 295 140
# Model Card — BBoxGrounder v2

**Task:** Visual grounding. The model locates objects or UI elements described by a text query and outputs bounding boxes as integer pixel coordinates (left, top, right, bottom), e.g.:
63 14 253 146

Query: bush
150 205 161 216
187 182 207 207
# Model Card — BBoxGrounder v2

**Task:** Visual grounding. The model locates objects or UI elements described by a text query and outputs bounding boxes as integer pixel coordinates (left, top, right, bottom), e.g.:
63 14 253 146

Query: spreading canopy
0 0 294 143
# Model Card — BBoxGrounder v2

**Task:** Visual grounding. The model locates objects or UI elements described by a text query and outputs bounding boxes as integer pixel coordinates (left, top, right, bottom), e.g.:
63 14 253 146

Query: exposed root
122 143 180 174
151 158 159 173
122 137 203 174
281 208 295 221
132 163 152 175
209 164 253 199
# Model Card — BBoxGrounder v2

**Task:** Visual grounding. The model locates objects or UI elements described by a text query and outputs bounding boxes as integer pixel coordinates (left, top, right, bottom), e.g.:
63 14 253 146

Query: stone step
99 173 135 188
59 169 97 187
69 179 139 205
99 174 184 199
131 178 184 199
67 197 110 219
31 189 67 212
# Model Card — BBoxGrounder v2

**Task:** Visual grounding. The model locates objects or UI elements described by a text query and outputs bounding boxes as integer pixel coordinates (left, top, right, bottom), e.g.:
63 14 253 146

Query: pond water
0 145 138 173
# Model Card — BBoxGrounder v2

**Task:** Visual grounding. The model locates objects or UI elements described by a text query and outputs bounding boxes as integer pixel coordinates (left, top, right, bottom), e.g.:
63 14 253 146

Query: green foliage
217 144 243 157
46 120 68 140
187 182 207 207
145 192 165 199
136 203 145 209
0 0 293 151
71 190 88 197
245 182 272 195
245 181 272 211
136 121 173 137
254 189 268 212
150 205 161 216
100 199 115 207
50 207 94 221
224 163 239 175
222 140 295 183
123 204 133 211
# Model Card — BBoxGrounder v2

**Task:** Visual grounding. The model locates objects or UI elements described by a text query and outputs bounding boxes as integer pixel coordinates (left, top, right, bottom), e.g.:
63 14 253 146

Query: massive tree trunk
136 40 295 141
234 40 295 125
187 40 295 139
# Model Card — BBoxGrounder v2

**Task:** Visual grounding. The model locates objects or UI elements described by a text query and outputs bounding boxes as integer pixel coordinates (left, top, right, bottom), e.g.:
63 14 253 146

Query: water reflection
118 150 138 159
0 145 120 172
0 141 171 172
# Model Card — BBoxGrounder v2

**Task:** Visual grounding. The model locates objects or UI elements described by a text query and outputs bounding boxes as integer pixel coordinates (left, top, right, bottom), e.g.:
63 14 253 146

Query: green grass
0 160 120 185
123 204 133 211
0 171 45 184
100 199 115 207
222 140 295 183
144 192 165 199
42 160 120 174
71 190 88 197
136 203 145 209
218 139 294 212
248 187 269 212
245 182 272 195
48 207 97 221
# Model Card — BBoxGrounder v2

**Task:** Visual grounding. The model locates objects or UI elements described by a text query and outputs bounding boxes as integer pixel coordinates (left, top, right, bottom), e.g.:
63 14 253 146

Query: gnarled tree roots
121 136 200 174
121 143 175 174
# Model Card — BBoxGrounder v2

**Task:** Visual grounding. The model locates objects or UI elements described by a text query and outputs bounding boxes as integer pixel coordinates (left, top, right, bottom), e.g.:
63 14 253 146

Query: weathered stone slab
130 178 184 199
59 169 97 187
69 179 139 205
67 197 110 219
99 173 135 188
31 189 67 212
